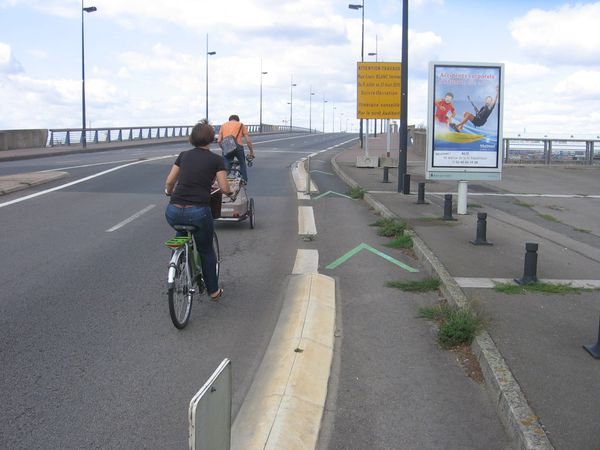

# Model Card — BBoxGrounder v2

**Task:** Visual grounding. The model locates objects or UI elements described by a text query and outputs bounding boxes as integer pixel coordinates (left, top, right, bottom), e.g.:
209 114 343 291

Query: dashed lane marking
106 204 156 232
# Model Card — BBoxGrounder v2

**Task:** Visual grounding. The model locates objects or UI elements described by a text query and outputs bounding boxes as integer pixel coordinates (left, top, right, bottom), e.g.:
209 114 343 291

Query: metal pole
205 34 208 121
374 34 378 138
309 87 313 133
332 104 335 133
259 59 263 133
323 98 327 133
81 0 87 148
397 0 409 194
359 0 364 148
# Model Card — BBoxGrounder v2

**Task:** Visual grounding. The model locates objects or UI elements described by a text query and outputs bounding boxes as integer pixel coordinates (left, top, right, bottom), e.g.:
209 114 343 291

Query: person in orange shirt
217 114 255 182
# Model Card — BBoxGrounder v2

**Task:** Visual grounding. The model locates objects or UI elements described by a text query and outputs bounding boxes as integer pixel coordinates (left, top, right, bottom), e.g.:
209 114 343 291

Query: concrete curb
331 154 554 450
231 273 336 450
0 171 69 195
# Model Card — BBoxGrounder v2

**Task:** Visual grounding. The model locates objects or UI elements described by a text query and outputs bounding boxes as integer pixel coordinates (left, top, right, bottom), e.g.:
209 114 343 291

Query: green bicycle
164 226 220 329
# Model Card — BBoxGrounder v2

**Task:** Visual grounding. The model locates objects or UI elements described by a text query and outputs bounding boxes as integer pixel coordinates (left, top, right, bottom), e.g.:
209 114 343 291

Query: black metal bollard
416 182 427 204
470 212 493 246
515 242 539 284
583 314 600 359
443 194 455 220
402 173 411 194
382 166 390 183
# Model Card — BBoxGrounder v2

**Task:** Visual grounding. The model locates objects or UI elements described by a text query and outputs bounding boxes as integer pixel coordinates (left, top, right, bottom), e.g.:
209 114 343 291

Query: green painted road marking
313 191 353 200
310 170 334 176
325 243 419 272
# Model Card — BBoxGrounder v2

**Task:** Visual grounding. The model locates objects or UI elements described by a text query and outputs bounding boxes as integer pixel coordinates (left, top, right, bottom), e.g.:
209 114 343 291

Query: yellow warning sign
357 62 401 119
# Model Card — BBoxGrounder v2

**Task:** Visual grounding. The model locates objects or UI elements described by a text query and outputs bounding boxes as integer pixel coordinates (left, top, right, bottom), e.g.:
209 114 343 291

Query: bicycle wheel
168 249 193 329
213 232 220 282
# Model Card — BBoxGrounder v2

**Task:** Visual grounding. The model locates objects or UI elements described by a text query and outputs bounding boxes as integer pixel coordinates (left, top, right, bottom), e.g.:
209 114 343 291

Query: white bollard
457 180 468 215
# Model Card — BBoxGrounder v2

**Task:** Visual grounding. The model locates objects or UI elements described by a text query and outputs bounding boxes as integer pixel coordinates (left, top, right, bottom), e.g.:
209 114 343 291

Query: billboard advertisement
357 62 401 119
426 62 504 180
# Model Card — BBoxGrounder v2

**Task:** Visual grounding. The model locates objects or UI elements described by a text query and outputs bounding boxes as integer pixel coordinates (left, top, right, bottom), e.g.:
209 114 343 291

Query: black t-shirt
170 148 226 205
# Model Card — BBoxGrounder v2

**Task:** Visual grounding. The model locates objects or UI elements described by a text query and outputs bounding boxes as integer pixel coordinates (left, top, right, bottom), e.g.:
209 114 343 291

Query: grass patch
494 281 597 295
348 186 367 199
574 228 592 233
513 199 534 208
373 218 407 237
468 203 483 209
384 234 413 248
538 213 560 223
387 278 440 292
418 303 482 348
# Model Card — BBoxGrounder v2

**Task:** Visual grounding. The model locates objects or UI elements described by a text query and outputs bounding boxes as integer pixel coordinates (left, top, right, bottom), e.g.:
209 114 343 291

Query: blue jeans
223 145 248 182
165 204 219 295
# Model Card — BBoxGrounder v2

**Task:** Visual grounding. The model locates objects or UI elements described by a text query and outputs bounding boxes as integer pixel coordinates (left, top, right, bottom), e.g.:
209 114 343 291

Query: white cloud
510 3 600 65
503 61 550 81
0 42 24 74
554 70 600 97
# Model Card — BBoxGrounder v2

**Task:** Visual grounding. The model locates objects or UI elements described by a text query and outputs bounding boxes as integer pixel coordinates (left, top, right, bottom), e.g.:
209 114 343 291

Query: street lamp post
368 34 378 137
332 104 336 133
322 98 328 133
205 34 216 122
398 0 409 194
259 59 267 133
349 1 364 147
309 87 315 133
81 2 97 149
290 75 297 133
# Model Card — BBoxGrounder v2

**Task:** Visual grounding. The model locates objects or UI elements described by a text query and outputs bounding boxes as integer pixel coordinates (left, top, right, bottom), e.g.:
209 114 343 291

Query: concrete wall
0 129 48 151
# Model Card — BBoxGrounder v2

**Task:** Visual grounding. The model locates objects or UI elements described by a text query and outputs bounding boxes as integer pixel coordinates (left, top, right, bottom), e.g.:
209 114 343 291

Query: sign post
357 62 401 167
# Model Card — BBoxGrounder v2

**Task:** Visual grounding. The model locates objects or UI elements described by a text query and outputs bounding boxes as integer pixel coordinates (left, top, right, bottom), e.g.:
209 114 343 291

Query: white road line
38 157 149 172
106 204 156 232
297 192 311 200
292 249 319 274
0 155 173 209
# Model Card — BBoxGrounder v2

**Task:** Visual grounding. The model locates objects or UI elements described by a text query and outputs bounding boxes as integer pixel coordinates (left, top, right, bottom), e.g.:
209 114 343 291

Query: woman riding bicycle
164 120 232 300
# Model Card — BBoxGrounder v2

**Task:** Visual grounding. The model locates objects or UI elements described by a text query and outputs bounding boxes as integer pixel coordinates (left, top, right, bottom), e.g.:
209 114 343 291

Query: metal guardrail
503 137 599 165
47 124 311 147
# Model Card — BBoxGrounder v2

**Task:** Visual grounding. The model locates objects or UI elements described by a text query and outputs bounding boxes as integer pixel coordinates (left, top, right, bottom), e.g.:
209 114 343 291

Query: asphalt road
0 132 356 449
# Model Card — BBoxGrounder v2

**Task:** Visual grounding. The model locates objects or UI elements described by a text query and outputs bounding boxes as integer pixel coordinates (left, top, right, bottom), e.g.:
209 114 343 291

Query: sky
2 0 600 137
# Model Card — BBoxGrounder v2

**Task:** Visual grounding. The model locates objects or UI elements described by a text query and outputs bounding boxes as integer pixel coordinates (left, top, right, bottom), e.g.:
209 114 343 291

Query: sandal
210 288 224 301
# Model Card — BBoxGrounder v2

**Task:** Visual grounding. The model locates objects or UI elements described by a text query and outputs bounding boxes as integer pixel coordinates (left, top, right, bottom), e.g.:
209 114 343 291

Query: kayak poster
426 62 504 180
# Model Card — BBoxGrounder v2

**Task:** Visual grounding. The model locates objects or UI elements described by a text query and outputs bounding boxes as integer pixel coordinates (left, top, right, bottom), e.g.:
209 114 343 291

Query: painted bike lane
306 152 510 449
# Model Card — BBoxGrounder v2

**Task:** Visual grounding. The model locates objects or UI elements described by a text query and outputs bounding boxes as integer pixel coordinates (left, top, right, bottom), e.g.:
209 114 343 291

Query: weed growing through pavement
513 199 534 208
538 213 560 223
348 186 367 199
574 228 592 233
385 234 413 249
372 218 407 237
418 303 482 348
494 282 599 295
386 278 440 292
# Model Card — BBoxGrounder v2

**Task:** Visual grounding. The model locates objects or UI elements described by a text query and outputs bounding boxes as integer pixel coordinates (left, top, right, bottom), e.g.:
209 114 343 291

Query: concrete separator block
356 155 379 168
231 273 336 450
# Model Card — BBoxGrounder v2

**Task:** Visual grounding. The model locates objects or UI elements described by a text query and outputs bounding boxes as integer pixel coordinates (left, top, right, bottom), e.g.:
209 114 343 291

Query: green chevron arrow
325 243 419 272
313 190 353 200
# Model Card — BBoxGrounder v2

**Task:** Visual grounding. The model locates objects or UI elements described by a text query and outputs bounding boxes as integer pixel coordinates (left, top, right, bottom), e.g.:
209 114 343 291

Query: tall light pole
398 0 409 194
332 104 336 133
309 87 315 133
259 59 267 133
81 2 96 149
368 34 378 137
205 34 216 122
289 75 297 133
322 97 328 133
349 1 364 147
